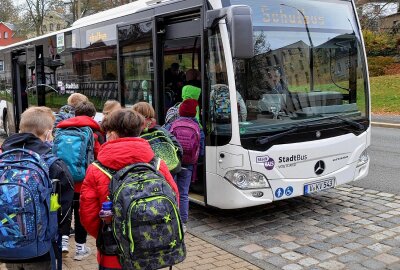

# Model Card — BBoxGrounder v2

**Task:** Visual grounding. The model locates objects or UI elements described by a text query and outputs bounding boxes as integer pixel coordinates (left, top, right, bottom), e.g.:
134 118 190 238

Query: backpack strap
150 157 162 171
92 161 115 179
43 153 59 169
93 158 161 181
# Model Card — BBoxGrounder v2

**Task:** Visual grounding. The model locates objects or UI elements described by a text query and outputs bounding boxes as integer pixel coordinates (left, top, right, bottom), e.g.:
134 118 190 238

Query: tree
0 0 18 23
24 0 64 36
64 0 133 24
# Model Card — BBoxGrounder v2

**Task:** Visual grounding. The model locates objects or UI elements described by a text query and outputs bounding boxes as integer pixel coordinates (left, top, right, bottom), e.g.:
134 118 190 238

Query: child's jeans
175 165 193 223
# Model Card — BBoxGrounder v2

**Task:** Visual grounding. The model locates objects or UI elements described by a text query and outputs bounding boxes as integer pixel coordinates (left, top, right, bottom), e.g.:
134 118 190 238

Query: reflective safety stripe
92 162 113 179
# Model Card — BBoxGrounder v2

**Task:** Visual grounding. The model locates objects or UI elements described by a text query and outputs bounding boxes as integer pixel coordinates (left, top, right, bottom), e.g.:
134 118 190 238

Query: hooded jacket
80 137 179 269
1 133 74 263
56 115 104 192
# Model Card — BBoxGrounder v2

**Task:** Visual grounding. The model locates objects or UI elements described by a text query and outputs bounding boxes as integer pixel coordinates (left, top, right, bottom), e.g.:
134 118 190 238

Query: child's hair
75 101 96 117
19 106 55 137
101 109 144 138
132 102 155 119
67 93 88 107
103 100 121 116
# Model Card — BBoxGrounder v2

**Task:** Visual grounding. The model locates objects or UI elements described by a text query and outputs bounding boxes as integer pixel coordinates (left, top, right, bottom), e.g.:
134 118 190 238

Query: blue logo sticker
275 188 284 198
285 186 294 196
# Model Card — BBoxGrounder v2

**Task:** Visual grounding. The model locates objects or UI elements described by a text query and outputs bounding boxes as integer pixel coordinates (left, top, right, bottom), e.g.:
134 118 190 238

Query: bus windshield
222 0 368 148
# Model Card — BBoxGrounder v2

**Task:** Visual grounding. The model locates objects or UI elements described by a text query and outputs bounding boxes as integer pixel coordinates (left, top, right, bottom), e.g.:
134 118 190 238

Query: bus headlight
357 149 369 167
224 170 269 190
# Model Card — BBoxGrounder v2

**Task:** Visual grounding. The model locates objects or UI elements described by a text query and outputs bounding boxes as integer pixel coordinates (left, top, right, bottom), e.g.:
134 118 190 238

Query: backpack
92 158 186 270
210 84 231 122
0 149 59 260
164 103 180 126
169 118 200 165
140 130 181 175
54 105 74 128
52 126 94 182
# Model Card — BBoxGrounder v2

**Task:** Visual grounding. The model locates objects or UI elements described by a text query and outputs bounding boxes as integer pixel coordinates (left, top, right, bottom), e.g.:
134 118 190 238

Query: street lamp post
280 4 314 91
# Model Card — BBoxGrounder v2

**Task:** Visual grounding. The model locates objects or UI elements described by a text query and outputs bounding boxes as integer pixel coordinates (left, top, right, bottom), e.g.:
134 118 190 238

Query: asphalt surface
372 114 400 124
351 126 400 194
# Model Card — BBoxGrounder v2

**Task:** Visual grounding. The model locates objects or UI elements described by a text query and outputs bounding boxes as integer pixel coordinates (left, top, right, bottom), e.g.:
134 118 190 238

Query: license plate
304 178 335 194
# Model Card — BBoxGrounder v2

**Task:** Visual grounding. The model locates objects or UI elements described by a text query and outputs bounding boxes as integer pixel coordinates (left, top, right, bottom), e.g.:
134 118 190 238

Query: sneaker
74 244 91 261
182 223 187 233
61 236 69 253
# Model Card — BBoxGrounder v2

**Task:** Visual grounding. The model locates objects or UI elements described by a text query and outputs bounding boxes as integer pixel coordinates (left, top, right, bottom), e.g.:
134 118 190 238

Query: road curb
371 121 400 129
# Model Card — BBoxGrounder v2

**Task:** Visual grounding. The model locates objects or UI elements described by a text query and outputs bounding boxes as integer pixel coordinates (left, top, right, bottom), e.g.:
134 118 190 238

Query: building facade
0 23 22 47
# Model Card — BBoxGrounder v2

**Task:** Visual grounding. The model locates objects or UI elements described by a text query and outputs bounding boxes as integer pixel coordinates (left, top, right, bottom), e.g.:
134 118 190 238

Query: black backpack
93 158 186 270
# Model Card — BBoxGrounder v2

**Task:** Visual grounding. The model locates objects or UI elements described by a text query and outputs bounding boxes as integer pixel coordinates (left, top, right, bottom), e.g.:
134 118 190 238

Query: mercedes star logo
314 160 325 175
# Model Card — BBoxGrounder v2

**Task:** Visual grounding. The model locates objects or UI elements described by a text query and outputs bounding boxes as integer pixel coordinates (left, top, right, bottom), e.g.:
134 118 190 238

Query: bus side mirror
206 5 254 59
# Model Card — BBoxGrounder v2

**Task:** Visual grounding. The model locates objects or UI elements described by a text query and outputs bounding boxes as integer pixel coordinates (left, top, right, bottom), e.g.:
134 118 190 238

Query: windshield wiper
256 124 306 145
255 115 364 145
322 115 365 130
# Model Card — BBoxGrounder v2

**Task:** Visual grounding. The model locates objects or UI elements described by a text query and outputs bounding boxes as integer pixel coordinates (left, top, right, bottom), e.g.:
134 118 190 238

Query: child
132 102 182 175
0 106 74 269
165 99 205 232
102 100 121 122
54 93 88 127
80 109 179 270
55 101 104 260
164 80 201 126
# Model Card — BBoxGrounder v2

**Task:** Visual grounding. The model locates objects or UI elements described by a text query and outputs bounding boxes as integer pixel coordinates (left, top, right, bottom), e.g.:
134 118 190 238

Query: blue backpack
53 126 94 182
0 149 58 260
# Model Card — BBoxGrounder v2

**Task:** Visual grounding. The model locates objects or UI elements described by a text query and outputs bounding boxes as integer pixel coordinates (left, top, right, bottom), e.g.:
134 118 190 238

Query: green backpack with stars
140 129 181 175
93 158 186 270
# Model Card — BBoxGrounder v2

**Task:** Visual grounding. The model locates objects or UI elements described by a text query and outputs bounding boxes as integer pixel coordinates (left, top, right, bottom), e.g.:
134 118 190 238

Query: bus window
75 43 117 111
207 27 231 146
163 37 201 110
118 21 154 108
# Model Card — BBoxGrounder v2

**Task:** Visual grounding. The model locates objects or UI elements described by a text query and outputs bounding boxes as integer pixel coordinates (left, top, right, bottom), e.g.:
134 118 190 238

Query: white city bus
0 0 370 209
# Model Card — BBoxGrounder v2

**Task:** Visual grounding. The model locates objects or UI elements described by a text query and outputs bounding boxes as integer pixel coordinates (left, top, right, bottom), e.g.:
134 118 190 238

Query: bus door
156 13 201 116
155 12 205 202
11 49 28 129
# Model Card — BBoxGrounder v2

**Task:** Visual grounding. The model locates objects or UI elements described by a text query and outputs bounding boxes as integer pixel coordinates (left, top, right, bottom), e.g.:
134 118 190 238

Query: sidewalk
371 114 400 129
58 233 261 270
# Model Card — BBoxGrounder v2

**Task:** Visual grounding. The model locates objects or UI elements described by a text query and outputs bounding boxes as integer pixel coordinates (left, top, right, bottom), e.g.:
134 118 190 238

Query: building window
0 60 4 71
50 23 54 31
4 32 8 39
57 24 61 30
42 25 47 32
0 32 2 39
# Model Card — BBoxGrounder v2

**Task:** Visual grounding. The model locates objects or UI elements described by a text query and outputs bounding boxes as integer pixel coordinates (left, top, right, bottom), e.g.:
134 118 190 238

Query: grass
369 74 400 114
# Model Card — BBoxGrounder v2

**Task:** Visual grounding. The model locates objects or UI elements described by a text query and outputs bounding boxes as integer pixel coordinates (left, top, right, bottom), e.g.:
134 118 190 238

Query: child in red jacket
57 101 104 260
80 109 178 270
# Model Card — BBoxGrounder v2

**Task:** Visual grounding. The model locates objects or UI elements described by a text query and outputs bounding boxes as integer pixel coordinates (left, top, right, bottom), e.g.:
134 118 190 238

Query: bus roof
71 0 152 28
0 0 179 51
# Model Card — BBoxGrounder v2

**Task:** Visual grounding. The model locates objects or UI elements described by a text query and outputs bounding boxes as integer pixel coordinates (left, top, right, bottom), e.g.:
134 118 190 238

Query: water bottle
99 201 113 225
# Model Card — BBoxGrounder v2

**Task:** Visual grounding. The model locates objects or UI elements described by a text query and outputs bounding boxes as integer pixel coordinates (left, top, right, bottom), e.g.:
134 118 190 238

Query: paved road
189 185 400 270
351 127 400 194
